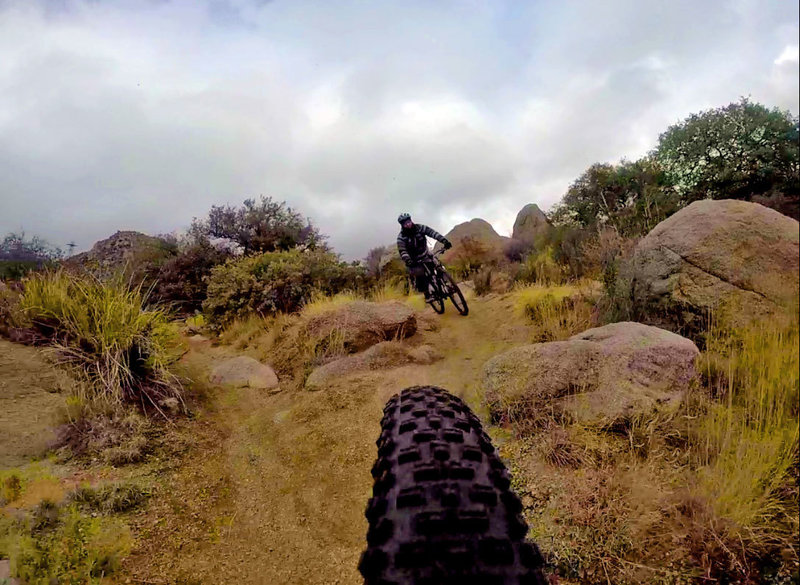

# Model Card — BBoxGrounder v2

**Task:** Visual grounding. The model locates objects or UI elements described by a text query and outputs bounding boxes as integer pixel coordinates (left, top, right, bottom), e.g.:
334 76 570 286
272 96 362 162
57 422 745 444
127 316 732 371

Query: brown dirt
0 339 68 467
122 292 535 585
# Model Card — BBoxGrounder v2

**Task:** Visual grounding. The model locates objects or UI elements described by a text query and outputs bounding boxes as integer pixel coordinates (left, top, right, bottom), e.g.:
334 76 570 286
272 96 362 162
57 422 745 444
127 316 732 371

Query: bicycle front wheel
360 386 547 584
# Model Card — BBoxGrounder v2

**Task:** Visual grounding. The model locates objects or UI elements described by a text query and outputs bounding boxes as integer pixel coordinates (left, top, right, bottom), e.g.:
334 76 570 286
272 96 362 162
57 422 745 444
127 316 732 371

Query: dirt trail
125 294 533 585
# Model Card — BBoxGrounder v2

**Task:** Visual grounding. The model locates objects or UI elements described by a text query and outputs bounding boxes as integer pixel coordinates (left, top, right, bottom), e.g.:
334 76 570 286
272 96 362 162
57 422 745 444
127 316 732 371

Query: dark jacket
397 224 446 264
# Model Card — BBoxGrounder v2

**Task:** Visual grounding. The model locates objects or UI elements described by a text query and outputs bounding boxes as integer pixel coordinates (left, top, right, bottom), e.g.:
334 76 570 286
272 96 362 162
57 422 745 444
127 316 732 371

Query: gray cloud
0 0 797 259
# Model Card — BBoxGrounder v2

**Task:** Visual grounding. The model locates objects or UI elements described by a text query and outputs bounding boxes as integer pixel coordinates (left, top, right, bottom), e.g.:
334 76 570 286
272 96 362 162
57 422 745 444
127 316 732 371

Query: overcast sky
1 0 798 259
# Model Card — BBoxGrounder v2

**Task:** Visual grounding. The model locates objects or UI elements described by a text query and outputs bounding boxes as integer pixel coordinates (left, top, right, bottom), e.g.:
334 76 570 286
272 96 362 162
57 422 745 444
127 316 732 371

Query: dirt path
124 293 533 585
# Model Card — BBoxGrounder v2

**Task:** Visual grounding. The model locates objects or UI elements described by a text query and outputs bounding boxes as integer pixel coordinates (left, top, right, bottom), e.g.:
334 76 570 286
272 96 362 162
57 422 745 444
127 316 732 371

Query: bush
1 232 63 281
473 267 494 296
18 270 184 415
69 482 150 514
149 241 231 313
446 236 500 279
0 281 23 336
203 249 366 328
5 505 131 584
503 238 535 263
191 195 326 254
514 246 567 285
514 283 596 341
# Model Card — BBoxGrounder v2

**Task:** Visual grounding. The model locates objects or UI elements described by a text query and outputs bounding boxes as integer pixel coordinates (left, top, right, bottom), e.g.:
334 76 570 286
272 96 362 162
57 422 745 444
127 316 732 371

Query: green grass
3 505 131 585
19 270 185 416
301 290 362 317
516 245 567 286
513 282 597 341
0 462 134 585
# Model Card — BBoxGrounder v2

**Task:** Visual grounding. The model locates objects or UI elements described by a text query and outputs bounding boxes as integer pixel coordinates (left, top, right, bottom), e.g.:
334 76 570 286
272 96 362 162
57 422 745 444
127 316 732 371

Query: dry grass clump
515 245 568 285
370 282 408 303
505 299 799 583
18 270 185 417
55 410 153 466
513 281 598 341
69 482 150 514
684 308 799 575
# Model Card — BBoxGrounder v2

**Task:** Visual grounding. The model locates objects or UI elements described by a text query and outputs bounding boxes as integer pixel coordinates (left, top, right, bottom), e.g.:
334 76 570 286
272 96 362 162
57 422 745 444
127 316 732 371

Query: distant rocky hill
66 231 176 282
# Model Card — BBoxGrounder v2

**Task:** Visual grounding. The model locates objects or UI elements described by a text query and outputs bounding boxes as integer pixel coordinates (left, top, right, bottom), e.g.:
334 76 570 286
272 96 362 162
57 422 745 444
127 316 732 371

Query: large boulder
440 218 510 266
483 322 699 427
303 301 417 353
305 341 441 391
512 203 551 245
626 200 799 327
209 356 280 393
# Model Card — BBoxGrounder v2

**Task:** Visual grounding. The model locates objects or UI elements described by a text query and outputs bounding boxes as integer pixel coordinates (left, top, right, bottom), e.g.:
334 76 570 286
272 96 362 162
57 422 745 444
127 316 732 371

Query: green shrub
69 482 150 514
149 241 231 313
203 249 365 328
514 283 595 341
18 270 184 414
473 267 494 296
7 505 131 585
514 246 566 285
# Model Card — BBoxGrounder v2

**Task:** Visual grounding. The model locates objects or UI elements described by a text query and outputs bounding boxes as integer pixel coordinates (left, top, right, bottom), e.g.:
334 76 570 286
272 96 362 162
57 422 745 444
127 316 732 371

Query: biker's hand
443 239 453 250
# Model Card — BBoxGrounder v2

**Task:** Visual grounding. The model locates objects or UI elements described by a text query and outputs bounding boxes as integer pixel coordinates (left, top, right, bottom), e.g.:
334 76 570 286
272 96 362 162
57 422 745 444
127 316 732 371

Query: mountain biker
396 213 452 302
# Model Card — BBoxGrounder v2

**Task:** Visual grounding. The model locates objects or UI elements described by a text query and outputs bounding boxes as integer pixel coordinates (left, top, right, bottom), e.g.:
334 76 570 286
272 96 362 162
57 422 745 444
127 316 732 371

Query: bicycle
421 248 469 316
359 385 547 584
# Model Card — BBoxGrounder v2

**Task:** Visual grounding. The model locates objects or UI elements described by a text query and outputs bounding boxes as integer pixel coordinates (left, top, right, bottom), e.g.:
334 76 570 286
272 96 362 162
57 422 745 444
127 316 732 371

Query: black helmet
398 213 412 224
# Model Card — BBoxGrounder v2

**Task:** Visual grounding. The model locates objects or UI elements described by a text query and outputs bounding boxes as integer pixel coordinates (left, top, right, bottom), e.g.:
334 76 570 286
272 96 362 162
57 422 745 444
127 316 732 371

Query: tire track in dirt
124 293 533 584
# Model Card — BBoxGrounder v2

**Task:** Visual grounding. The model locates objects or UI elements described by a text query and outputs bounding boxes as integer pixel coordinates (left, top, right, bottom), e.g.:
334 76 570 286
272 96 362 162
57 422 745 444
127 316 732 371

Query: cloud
775 44 799 65
0 0 798 259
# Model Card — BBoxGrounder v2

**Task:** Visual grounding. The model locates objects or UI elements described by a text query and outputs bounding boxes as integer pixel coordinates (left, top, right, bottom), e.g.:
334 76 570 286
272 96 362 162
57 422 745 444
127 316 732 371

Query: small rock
209 356 280 392
0 559 20 585
306 341 414 391
158 397 181 415
408 344 443 365
188 334 211 346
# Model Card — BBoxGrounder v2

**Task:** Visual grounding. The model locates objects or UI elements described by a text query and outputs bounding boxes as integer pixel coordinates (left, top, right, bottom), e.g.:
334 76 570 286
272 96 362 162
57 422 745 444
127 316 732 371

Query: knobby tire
360 385 547 585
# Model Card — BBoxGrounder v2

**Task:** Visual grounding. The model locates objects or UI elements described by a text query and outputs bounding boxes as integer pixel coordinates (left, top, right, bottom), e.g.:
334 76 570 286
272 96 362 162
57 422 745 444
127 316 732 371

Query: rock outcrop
625 199 799 327
483 322 699 427
303 301 417 353
305 341 442 391
440 218 510 265
66 231 176 281
512 203 551 245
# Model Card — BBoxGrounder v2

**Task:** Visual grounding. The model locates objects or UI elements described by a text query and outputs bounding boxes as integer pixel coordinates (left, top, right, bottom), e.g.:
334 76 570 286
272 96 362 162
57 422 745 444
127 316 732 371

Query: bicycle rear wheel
360 386 547 585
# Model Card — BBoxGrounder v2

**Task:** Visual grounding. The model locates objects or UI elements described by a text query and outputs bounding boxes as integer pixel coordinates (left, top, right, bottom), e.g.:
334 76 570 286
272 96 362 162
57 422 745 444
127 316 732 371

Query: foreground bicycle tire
359 386 547 585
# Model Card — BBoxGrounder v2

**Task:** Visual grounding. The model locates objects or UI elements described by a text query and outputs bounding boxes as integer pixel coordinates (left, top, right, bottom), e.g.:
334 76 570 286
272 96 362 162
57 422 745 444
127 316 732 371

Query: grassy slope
4 288 795 583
